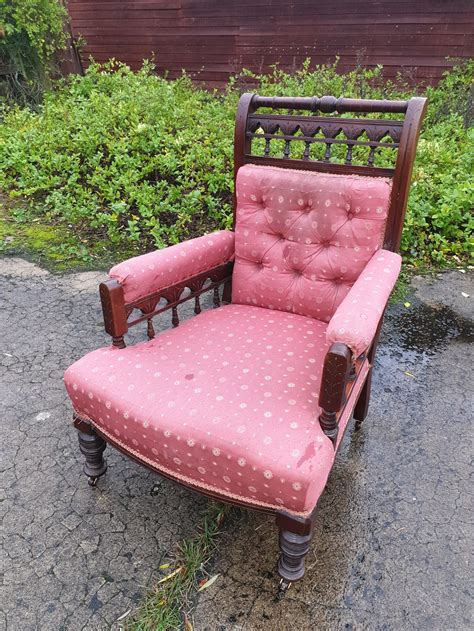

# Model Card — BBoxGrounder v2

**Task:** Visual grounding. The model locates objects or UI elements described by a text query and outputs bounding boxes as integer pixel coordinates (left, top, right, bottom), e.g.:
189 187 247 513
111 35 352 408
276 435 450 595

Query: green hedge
1 59 473 265
0 0 67 104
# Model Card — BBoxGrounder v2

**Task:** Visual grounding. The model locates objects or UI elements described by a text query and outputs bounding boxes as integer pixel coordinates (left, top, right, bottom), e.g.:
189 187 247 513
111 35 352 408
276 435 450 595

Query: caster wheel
276 578 292 601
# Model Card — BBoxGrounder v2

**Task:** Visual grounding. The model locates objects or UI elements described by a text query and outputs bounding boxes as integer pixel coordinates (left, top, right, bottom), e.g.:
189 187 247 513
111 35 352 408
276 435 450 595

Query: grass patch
0 193 143 271
124 502 231 631
0 196 67 263
390 268 411 304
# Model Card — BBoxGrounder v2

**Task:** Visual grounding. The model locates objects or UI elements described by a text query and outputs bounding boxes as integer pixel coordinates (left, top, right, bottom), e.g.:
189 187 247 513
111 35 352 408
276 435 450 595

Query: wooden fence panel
66 0 474 85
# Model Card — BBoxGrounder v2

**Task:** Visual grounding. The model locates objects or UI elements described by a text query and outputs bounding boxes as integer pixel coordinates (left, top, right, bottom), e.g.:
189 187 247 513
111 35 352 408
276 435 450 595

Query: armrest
318 342 352 446
326 249 401 358
109 230 235 304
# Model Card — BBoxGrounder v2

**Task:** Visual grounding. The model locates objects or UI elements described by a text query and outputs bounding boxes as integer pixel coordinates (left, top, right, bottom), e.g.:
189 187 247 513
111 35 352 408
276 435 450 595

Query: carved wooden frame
77 93 426 596
99 262 234 348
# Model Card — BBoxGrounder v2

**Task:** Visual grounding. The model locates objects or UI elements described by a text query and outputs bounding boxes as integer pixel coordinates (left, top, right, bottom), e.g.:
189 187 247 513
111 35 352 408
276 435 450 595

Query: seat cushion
232 164 392 322
65 304 337 515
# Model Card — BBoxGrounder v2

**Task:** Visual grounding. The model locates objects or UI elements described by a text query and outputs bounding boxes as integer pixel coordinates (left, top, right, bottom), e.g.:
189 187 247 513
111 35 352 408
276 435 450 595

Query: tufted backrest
231 164 393 323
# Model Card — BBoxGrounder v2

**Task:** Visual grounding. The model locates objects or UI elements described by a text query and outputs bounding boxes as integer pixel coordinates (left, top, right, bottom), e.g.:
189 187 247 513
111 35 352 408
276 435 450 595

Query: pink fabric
65 304 337 515
327 249 401 357
109 230 235 304
232 164 392 323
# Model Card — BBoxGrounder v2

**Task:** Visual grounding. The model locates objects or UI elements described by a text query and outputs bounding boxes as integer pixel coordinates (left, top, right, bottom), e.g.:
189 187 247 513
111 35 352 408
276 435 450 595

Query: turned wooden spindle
323 142 331 161
368 145 376 166
345 143 354 164
213 285 220 308
146 318 155 339
194 295 201 315
171 306 179 327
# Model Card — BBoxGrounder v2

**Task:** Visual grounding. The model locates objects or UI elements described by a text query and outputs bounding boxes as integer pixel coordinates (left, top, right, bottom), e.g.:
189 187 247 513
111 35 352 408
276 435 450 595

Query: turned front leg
354 317 383 429
74 417 107 486
354 370 372 429
278 530 313 583
275 511 315 599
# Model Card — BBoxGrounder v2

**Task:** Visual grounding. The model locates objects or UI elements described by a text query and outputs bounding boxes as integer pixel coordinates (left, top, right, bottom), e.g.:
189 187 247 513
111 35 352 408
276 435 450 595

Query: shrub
0 0 67 104
0 58 472 265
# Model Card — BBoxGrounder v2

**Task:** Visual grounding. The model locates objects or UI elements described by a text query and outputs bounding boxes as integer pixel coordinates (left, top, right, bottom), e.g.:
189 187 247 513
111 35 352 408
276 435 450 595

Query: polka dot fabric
327 249 401 357
109 230 235 304
232 164 393 323
65 304 336 515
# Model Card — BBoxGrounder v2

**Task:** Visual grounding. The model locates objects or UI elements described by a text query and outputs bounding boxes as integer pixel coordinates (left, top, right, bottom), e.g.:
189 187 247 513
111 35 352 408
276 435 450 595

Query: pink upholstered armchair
65 94 426 597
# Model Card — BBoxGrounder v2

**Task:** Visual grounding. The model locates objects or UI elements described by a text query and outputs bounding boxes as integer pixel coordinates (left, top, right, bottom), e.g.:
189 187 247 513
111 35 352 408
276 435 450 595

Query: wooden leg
277 529 313 598
275 511 314 599
354 316 384 430
77 427 107 486
354 368 373 429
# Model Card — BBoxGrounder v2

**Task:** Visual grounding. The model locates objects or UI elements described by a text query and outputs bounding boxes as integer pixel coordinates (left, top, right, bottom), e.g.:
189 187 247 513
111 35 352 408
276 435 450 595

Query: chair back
231 94 427 320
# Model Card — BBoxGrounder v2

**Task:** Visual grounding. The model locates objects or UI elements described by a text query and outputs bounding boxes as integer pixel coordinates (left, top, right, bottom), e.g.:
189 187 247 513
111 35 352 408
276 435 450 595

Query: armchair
65 93 426 598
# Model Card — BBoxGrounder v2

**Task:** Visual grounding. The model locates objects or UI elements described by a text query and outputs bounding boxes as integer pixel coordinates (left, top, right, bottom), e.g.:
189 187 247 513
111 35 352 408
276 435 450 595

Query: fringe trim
72 360 371 517
72 409 315 518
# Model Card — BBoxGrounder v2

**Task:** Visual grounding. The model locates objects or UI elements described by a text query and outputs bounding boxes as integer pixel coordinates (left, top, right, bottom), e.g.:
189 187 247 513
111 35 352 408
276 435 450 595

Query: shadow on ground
1 259 472 630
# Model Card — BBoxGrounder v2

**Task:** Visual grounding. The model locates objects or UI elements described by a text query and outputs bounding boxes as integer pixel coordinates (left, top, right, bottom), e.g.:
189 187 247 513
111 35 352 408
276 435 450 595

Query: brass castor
276 578 292 601
276 529 312 600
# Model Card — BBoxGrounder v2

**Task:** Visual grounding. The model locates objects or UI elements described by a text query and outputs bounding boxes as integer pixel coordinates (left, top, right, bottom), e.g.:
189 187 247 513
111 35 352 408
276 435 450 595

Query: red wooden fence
66 0 474 86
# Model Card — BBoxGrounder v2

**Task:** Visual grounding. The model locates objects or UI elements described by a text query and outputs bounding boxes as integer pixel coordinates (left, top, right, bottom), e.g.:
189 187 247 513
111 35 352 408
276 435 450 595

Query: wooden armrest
98 231 235 348
99 280 128 348
318 342 352 446
99 262 234 348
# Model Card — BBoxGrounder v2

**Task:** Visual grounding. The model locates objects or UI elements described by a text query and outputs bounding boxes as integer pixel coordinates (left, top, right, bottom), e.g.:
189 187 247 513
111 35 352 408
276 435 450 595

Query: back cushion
232 164 392 323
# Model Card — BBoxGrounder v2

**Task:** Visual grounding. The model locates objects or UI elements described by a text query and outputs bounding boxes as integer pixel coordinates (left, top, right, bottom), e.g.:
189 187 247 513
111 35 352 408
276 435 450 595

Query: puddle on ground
379 299 473 367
